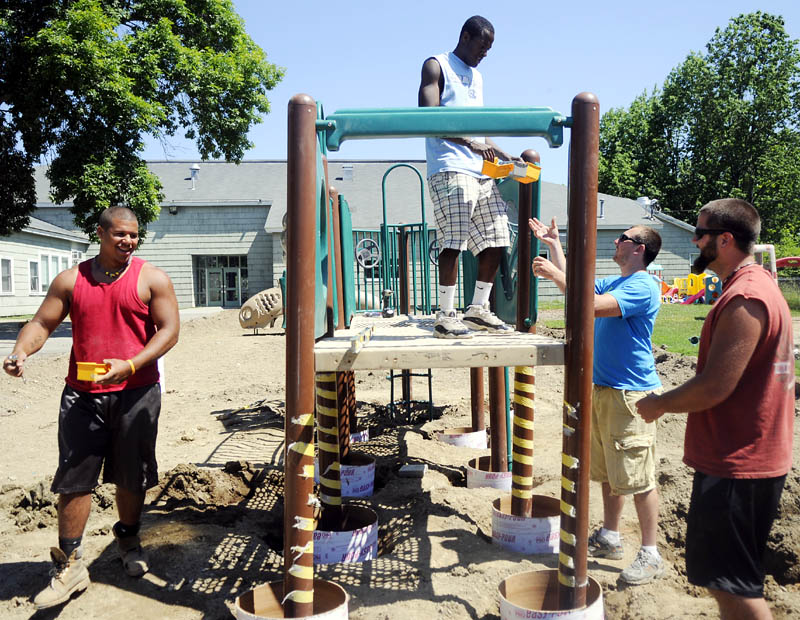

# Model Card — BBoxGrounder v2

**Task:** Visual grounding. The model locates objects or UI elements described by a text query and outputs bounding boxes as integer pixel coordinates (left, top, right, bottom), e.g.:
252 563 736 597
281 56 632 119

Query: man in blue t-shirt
530 216 664 586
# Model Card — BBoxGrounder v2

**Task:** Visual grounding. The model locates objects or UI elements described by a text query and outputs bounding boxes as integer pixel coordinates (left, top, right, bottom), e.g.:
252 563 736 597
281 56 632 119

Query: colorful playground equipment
234 94 600 619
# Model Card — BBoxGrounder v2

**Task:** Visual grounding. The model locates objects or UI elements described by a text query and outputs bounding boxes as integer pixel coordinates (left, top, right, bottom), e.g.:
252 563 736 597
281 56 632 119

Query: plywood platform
314 314 565 372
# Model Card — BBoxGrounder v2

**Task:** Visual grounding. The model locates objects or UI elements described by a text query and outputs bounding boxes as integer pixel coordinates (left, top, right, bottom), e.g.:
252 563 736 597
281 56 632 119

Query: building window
29 261 40 292
30 252 70 293
1 257 12 294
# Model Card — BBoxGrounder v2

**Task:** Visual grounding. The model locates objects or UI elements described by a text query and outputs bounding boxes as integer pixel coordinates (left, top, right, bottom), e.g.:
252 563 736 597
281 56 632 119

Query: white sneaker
462 304 513 334
433 310 472 339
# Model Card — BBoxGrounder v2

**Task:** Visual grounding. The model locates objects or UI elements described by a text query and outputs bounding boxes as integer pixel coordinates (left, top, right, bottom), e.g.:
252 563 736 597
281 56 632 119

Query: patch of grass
780 281 800 312
652 303 711 356
538 300 565 311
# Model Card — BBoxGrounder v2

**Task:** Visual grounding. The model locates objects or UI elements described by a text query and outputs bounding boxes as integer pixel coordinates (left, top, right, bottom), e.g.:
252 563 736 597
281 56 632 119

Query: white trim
0 256 14 295
29 250 71 294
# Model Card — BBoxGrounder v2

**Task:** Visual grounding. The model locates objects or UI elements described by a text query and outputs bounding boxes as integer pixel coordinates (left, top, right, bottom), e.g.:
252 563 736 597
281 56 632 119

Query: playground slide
681 289 705 304
776 257 800 269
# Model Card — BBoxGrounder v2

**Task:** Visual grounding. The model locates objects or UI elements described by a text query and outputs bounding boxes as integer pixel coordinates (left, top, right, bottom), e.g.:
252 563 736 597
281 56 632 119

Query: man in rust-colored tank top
637 199 794 619
3 206 179 609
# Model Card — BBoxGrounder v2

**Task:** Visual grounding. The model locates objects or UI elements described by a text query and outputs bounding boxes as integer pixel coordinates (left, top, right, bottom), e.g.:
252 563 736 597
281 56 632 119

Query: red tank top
683 264 794 478
66 257 159 393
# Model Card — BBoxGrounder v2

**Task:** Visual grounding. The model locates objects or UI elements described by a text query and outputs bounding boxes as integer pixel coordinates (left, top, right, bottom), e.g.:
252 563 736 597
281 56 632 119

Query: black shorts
686 470 785 598
51 383 161 495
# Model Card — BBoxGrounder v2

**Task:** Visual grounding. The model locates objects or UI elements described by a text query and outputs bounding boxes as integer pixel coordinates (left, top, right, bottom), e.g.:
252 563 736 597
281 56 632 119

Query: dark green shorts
51 383 161 495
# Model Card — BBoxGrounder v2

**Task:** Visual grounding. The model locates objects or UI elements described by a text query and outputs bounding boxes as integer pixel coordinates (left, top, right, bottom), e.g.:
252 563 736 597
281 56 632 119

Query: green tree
0 0 284 237
599 12 800 241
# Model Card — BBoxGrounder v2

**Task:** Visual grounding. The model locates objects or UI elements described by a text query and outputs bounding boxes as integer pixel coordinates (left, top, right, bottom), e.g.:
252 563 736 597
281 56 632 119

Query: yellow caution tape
513 380 535 394
293 516 315 531
562 453 579 469
283 589 314 604
512 452 533 465
319 476 341 489
560 529 577 545
301 464 315 479
320 493 342 506
515 366 535 376
558 571 576 587
513 435 533 450
560 551 575 569
289 442 314 457
318 440 338 453
513 394 535 409
316 372 336 382
512 487 533 499
291 414 314 427
316 388 337 400
317 424 338 435
513 415 535 430
560 499 576 517
562 423 575 436
288 564 314 579
561 477 575 493
512 474 531 485
564 401 577 417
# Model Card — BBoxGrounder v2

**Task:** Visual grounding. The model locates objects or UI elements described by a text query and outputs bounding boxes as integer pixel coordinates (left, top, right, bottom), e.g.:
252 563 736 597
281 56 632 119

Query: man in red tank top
3 206 179 609
636 199 794 619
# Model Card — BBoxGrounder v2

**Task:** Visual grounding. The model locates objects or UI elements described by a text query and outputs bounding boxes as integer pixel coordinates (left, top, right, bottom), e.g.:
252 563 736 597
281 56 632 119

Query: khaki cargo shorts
590 384 659 496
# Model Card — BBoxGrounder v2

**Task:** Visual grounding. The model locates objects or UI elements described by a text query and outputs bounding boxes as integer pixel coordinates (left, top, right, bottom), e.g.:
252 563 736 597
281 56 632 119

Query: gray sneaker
433 310 472 339
33 547 90 610
620 548 665 585
587 528 624 560
462 304 513 334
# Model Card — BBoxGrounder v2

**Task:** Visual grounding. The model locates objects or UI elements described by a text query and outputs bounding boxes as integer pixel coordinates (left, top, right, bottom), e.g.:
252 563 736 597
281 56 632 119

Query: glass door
207 269 223 306
223 268 240 307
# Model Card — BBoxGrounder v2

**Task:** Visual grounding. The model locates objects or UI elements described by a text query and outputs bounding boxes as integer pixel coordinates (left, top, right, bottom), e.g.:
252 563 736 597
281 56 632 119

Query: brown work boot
114 531 149 577
33 547 90 610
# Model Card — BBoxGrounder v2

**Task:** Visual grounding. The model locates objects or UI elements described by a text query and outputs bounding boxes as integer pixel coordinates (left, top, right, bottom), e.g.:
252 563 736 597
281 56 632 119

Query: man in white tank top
419 16 517 339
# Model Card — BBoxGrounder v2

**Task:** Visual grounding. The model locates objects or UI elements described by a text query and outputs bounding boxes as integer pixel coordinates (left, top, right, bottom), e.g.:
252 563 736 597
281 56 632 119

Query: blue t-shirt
593 271 661 390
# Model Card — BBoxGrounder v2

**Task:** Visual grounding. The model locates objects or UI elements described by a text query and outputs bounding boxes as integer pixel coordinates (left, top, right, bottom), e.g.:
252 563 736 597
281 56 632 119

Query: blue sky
141 0 800 186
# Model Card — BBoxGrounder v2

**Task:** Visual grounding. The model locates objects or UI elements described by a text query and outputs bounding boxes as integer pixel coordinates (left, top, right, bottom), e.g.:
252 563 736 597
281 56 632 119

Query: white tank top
425 52 485 178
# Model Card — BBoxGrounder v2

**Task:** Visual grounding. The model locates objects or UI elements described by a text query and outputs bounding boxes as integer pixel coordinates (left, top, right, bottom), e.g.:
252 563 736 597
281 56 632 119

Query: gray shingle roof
34 160 689 233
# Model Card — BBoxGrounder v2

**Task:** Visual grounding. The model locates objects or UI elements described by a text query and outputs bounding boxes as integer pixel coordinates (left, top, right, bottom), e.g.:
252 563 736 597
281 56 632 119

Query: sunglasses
692 227 732 240
617 233 643 244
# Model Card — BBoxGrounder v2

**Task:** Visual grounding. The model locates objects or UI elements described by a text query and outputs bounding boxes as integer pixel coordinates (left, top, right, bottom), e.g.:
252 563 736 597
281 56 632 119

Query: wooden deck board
314 314 565 371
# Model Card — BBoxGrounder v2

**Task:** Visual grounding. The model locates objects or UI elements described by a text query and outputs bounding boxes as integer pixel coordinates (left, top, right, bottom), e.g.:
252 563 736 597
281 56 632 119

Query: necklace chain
95 258 126 279
724 261 755 285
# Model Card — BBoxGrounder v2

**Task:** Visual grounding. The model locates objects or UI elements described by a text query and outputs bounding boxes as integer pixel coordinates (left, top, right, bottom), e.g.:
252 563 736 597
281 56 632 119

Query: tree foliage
0 0 284 237
599 12 800 242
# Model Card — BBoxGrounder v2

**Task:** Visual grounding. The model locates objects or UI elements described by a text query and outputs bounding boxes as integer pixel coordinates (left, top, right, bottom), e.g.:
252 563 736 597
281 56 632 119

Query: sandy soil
0 309 798 620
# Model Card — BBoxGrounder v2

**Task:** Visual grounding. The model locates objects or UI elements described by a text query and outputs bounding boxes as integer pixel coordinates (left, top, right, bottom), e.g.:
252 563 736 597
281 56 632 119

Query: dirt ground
0 309 798 620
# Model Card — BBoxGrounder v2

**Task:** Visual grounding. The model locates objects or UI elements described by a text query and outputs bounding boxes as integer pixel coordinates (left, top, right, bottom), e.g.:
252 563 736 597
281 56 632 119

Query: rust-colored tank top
684 264 794 478
66 257 159 392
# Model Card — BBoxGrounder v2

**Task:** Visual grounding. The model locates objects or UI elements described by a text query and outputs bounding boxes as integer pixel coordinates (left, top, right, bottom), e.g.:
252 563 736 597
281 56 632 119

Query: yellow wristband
126 359 136 375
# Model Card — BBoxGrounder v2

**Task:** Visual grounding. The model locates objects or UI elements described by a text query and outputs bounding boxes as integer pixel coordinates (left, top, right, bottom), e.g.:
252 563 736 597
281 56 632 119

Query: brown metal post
316 372 342 530
558 92 599 609
470 368 485 431
284 93 318 617
488 365 508 472
330 187 346 330
510 365 535 516
516 150 540 333
398 225 412 403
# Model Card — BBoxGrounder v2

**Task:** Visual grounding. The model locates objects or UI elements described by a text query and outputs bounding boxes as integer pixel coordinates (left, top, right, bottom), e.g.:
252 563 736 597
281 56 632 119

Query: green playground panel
319 107 567 151
338 195 356 327
461 176 541 327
